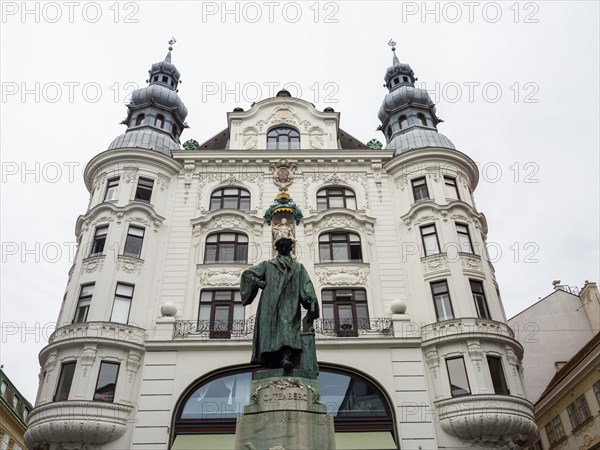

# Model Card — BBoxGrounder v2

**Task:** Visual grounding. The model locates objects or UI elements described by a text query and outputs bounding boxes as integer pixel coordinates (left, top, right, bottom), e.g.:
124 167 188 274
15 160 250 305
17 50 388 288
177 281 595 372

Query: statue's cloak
241 255 317 367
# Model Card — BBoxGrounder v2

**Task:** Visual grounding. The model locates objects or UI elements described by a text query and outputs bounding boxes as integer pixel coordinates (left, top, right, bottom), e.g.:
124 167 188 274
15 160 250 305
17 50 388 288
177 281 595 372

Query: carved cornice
421 318 523 357
303 209 376 236
401 201 488 235
44 322 145 358
435 395 536 445
191 209 264 237
25 401 134 447
76 202 166 236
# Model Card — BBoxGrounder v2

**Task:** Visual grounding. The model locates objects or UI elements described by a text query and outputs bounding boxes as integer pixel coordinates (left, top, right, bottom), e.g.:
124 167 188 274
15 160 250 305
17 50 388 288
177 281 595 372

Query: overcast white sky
1 1 598 403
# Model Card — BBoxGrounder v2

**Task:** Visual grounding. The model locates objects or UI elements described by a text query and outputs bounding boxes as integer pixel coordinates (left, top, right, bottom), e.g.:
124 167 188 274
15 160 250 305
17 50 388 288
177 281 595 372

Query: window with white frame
110 283 134 324
411 177 429 202
444 176 460 200
267 127 300 150
420 224 440 256
431 280 454 321
134 177 154 202
73 284 94 323
446 357 470 397
123 226 145 258
470 280 491 320
210 187 251 211
594 380 600 406
90 225 108 256
456 223 474 254
544 415 565 446
104 177 119 201
567 394 591 429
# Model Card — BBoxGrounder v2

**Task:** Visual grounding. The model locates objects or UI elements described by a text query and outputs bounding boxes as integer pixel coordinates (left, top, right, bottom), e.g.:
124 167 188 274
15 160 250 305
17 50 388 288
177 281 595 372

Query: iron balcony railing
174 316 393 339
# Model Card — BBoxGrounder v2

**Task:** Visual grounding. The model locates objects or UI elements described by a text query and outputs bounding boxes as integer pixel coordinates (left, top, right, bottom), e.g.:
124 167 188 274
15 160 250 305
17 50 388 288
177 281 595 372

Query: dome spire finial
388 39 399 64
165 37 176 63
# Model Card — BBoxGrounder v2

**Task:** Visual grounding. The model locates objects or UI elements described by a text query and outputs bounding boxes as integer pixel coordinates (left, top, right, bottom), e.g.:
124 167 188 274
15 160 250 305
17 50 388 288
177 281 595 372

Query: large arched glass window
317 187 357 210
210 187 250 210
173 365 396 448
319 232 362 263
204 233 248 263
267 127 300 150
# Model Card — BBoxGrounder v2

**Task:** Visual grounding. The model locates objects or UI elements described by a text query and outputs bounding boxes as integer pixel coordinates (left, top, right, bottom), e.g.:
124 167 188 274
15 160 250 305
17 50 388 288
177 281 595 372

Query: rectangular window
567 394 591 429
123 226 145 258
444 176 460 200
110 283 134 324
470 280 491 319
73 284 94 323
420 224 440 256
93 362 119 402
431 281 454 321
487 356 509 395
134 177 154 202
104 177 119 201
594 380 600 406
90 225 108 256
545 415 565 445
1 434 9 450
53 361 76 401
411 177 430 202
198 290 244 339
456 223 474 254
446 357 471 397
321 289 370 337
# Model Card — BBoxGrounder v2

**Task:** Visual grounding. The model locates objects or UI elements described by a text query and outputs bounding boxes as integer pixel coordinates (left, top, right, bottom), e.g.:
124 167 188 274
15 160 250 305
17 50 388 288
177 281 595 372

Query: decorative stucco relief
197 267 244 287
316 266 369 286
424 348 440 378
116 257 143 275
81 257 104 274
80 346 97 377
126 351 142 382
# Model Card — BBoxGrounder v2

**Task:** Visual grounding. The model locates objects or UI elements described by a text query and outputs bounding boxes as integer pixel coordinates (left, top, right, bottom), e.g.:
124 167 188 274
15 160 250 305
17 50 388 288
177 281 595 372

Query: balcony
25 400 134 447
421 318 517 347
173 317 392 340
435 395 536 445
48 321 145 347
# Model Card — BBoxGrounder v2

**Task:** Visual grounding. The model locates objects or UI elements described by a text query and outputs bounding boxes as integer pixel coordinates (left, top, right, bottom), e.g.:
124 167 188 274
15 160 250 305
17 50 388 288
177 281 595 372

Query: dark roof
536 331 600 404
196 127 368 150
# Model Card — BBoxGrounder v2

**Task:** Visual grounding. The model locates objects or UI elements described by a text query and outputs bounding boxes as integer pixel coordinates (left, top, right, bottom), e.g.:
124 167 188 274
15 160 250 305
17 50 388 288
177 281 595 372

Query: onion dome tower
378 41 455 154
108 38 188 155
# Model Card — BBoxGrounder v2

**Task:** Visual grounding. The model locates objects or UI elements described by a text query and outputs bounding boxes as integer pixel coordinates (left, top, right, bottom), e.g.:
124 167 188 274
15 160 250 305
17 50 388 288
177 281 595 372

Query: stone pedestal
234 374 335 450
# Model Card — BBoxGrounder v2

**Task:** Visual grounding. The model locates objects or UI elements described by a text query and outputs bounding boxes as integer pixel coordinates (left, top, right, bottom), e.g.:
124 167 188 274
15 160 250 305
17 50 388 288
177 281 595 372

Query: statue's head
280 218 288 225
274 237 294 256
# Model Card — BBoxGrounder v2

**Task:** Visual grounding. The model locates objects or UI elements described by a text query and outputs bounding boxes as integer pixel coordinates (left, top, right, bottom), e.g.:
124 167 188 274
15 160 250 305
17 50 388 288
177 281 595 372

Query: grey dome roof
384 62 415 85
378 86 436 122
386 127 455 155
150 59 181 80
108 128 181 156
131 84 188 121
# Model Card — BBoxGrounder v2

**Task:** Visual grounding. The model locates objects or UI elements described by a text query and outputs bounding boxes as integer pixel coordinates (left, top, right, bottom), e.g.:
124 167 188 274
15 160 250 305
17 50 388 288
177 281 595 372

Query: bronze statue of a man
241 237 319 373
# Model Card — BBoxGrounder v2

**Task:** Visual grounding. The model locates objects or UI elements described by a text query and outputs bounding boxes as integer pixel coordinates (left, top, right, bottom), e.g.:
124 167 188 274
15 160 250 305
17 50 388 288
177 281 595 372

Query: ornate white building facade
25 45 537 450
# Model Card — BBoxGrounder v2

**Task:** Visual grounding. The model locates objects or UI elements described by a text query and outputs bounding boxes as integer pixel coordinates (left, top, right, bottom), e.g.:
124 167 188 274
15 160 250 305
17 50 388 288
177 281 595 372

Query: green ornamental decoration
182 139 200 150
263 193 303 225
366 139 383 149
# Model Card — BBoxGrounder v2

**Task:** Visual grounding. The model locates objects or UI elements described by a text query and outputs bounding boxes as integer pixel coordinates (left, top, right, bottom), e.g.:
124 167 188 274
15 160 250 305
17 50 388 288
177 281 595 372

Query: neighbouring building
25 43 537 450
1 369 33 450
510 282 600 450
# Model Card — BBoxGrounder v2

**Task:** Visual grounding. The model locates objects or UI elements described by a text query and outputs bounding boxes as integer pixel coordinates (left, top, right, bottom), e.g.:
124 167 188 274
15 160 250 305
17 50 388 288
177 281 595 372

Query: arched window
316 187 357 210
267 127 300 150
173 365 396 447
398 115 408 130
319 232 362 263
155 114 165 128
321 288 370 337
417 113 427 126
135 113 145 126
204 233 248 263
210 187 251 210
